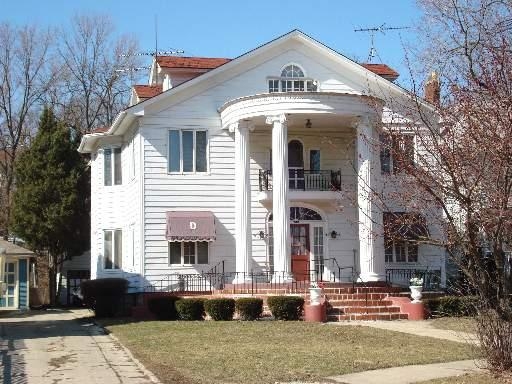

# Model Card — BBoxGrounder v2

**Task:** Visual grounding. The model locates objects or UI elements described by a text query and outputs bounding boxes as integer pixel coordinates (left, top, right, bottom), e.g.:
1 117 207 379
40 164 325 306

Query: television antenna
354 23 409 62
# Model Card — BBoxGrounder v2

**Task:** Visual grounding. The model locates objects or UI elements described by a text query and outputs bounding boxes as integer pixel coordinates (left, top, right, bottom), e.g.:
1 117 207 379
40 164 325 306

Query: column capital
228 122 238 133
229 120 254 133
265 114 287 125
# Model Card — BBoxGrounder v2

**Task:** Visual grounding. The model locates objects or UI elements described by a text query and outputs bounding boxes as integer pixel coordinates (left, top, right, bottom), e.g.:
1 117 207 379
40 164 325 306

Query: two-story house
78 30 445 292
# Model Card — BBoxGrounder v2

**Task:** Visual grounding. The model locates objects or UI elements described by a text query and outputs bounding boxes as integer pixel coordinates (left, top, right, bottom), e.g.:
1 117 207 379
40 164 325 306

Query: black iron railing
143 268 355 295
259 169 341 191
385 268 442 290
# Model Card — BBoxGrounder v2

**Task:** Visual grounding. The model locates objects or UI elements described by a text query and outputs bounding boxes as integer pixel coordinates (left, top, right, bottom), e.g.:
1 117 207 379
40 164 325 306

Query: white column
233 122 252 281
266 114 292 282
357 117 385 282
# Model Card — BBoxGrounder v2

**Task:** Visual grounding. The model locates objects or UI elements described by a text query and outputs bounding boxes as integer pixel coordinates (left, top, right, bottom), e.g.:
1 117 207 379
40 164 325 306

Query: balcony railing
259 169 341 191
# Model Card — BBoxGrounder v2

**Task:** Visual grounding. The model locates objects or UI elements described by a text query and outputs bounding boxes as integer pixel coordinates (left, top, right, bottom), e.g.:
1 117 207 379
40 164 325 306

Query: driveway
0 309 159 384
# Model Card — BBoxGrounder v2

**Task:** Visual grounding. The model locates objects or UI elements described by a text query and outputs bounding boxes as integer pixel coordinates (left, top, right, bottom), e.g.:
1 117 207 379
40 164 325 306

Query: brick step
327 312 409 321
322 287 401 294
324 293 391 300
331 306 402 314
326 299 394 307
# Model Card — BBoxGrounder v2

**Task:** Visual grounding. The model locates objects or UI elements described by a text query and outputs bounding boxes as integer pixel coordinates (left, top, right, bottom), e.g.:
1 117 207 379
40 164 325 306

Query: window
380 134 415 174
104 230 122 269
169 242 209 264
313 226 324 274
268 64 317 93
168 130 207 173
104 147 122 185
385 240 418 263
310 150 320 172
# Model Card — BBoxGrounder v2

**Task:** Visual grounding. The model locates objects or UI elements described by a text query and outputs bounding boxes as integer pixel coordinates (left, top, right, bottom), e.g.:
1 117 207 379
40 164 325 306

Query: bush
477 309 512 371
147 295 181 320
235 298 263 321
424 295 478 317
204 298 235 321
267 296 304 321
175 298 205 320
81 278 128 318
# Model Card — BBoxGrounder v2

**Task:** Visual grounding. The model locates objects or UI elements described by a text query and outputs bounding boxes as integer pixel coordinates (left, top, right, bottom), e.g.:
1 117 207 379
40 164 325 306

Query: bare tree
0 23 58 237
378 0 512 372
55 14 141 135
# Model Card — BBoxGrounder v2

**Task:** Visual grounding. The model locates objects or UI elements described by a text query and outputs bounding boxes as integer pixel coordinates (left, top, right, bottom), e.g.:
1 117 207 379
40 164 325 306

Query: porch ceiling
219 92 383 130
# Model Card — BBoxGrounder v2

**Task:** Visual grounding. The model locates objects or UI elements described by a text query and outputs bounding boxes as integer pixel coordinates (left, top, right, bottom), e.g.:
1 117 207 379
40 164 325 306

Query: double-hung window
104 147 122 185
385 240 418 263
168 130 207 173
169 242 209 265
104 229 122 269
380 134 415 174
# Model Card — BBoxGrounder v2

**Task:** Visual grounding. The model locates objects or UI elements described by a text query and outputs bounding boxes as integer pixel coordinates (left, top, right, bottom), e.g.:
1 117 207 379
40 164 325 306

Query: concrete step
327 312 409 321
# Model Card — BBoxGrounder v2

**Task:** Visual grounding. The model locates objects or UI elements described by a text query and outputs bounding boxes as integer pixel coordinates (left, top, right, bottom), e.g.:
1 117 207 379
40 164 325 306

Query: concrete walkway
326 320 483 384
0 309 160 384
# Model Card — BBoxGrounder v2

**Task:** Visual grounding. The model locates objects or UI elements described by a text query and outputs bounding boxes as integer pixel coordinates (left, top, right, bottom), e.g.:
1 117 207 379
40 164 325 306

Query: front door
291 224 310 281
0 262 17 309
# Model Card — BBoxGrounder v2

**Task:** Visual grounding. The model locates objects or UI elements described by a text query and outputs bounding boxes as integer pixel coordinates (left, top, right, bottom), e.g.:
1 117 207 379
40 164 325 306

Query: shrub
147 295 181 320
235 298 263 321
424 295 478 318
477 309 512 371
204 298 235 321
81 278 128 318
267 296 304 320
175 298 205 320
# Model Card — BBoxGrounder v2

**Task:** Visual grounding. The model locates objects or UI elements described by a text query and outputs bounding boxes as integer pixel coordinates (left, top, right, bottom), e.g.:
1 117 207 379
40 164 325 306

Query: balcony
257 168 342 204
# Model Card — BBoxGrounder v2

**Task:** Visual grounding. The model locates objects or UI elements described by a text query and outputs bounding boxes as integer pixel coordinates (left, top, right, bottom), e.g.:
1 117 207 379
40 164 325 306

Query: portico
220 92 386 283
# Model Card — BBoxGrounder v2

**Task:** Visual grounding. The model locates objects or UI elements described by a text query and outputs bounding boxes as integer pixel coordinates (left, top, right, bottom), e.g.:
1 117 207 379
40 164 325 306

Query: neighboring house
78 30 446 292
0 239 35 310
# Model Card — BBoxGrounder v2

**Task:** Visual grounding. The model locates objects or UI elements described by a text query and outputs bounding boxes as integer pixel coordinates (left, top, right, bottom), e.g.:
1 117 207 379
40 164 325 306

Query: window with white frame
383 212 425 263
268 64 317 93
104 229 122 269
313 226 324 273
169 242 209 265
168 130 207 173
104 147 122 185
385 240 418 263
310 149 320 172
380 134 415 174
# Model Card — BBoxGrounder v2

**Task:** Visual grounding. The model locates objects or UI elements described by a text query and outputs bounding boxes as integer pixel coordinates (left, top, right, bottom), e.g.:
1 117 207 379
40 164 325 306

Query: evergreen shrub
204 298 235 320
81 278 128 318
175 298 205 320
147 295 181 320
267 296 304 320
235 298 263 320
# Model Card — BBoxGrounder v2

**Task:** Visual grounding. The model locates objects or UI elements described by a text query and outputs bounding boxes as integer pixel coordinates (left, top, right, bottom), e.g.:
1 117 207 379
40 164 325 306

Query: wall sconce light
305 119 312 129
330 230 340 239
255 230 267 239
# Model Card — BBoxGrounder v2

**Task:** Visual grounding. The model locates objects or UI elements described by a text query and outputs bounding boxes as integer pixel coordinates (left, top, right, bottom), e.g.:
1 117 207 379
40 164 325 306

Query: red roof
361 63 399 81
92 126 109 134
156 56 231 70
133 85 163 99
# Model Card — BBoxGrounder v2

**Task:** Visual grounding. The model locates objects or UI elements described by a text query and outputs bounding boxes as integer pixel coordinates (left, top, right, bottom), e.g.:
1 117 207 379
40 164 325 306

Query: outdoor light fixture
330 230 340 239
257 230 267 239
305 119 312 129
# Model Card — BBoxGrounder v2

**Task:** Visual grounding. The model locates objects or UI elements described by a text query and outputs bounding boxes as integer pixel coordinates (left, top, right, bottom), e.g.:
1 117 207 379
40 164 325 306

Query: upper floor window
104 147 122 186
268 64 317 93
380 134 415 174
168 130 207 173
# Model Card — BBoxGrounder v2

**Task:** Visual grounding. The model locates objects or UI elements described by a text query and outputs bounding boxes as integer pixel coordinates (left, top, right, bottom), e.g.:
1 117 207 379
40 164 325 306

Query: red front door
291 224 310 281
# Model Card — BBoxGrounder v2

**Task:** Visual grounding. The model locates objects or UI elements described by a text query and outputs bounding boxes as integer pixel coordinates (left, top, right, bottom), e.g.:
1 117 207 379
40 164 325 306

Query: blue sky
4 0 422 85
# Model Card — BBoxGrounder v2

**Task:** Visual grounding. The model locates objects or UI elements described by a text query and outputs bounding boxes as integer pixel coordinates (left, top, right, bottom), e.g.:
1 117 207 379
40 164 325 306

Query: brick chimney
425 71 440 105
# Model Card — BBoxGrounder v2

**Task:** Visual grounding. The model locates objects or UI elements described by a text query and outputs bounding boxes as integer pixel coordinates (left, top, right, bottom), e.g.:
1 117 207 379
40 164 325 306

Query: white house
78 30 446 292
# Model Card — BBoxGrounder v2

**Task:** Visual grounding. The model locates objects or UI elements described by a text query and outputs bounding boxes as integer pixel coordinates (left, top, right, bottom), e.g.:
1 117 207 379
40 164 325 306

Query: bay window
104 229 122 269
104 147 122 185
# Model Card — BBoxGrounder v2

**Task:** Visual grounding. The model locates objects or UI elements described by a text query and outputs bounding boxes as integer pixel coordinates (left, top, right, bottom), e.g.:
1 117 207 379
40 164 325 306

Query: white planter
309 287 323 305
409 285 423 303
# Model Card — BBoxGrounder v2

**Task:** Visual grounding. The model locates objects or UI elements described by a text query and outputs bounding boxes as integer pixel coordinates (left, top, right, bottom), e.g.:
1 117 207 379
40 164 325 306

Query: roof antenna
354 23 409 62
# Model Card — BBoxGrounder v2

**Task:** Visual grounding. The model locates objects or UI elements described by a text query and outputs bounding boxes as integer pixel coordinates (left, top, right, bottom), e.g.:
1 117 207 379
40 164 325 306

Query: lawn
429 317 477 333
106 321 477 384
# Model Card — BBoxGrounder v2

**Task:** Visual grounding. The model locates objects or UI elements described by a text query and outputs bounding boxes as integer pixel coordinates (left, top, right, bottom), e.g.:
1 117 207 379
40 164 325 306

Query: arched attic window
268 64 317 93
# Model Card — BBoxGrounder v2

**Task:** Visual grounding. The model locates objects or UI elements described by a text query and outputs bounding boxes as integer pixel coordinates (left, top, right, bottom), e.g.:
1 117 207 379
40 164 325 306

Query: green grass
429 317 477 333
106 321 477 384
417 372 512 383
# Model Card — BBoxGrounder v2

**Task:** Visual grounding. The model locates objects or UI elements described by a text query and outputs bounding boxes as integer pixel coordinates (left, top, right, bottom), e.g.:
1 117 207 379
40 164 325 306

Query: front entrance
291 224 310 281
0 262 17 308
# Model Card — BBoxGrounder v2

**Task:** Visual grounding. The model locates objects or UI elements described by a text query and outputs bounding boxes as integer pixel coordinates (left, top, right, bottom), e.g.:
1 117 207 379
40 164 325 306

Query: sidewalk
325 319 482 384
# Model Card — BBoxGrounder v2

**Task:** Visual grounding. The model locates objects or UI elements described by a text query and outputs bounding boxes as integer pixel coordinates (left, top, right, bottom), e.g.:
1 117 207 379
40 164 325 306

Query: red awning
166 211 216 242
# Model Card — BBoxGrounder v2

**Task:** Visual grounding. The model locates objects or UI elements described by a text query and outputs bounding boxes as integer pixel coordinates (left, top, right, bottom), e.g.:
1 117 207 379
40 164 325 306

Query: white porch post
266 114 292 282
357 117 385 282
232 122 252 280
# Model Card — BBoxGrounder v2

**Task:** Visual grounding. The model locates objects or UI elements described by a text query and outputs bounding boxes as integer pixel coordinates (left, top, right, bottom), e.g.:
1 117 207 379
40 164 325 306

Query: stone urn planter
309 287 323 305
409 285 423 303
